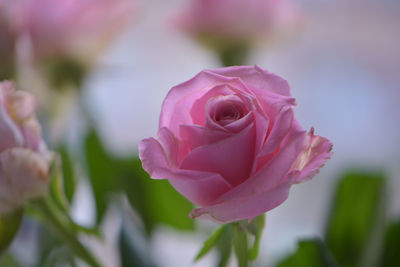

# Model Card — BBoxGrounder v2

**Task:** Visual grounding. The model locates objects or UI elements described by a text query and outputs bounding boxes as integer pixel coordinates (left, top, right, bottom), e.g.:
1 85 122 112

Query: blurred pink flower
139 66 332 223
13 0 135 65
174 0 303 47
0 81 51 214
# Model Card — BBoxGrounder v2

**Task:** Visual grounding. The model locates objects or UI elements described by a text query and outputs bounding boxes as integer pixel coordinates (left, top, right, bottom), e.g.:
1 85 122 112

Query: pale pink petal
205 94 252 133
211 65 292 97
9 90 36 122
160 70 251 133
257 106 294 159
216 127 306 202
292 128 333 183
139 135 232 206
252 109 270 155
224 111 253 133
0 104 23 151
190 84 234 127
189 176 293 223
0 148 49 214
180 124 255 187
180 124 233 151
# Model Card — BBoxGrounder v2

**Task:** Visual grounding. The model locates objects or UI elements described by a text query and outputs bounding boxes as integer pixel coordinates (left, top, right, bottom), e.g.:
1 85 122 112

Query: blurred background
82 0 400 265
3 0 400 266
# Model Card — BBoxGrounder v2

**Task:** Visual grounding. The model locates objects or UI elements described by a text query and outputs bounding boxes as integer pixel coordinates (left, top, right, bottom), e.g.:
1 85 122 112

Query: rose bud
0 81 51 214
173 0 304 65
139 66 332 223
12 0 135 88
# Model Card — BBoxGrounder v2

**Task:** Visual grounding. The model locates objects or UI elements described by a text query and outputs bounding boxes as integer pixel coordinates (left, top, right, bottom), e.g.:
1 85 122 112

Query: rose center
213 102 246 126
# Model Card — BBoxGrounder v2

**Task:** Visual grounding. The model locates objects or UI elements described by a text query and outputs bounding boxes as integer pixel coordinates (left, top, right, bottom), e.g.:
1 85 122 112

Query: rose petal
255 106 294 170
180 123 255 187
180 124 233 151
139 135 232 206
0 104 23 151
211 65 292 97
189 176 293 223
223 111 253 133
160 70 251 133
0 148 49 214
292 128 333 183
216 126 306 202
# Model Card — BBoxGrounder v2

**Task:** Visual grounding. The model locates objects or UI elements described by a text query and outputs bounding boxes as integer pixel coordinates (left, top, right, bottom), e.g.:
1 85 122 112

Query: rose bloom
11 0 134 66
174 0 303 46
139 66 332 223
0 81 51 214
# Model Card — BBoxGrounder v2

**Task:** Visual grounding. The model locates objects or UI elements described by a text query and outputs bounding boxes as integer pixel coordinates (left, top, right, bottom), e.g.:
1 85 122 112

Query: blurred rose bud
173 0 304 65
139 66 332 223
0 1 16 80
12 0 135 88
0 81 51 214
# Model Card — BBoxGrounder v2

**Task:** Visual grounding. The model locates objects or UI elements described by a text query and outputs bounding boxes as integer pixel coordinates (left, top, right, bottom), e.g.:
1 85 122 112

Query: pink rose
174 0 303 45
0 81 51 214
139 66 332 223
12 0 134 65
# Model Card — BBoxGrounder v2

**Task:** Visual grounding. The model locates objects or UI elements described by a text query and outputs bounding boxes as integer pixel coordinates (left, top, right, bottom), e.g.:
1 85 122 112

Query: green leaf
378 220 400 267
118 157 194 234
48 156 70 214
233 224 248 267
244 214 265 260
325 171 386 267
84 130 119 224
195 225 228 262
119 216 157 267
0 209 23 256
58 146 76 203
277 239 339 267
0 252 21 267
216 224 233 267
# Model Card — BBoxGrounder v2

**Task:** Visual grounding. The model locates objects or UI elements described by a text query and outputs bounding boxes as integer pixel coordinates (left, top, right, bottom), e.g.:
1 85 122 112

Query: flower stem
233 222 249 267
32 198 102 267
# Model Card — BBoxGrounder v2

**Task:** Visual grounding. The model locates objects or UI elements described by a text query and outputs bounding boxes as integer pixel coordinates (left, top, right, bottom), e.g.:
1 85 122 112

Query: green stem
32 199 102 267
218 42 250 67
233 222 249 267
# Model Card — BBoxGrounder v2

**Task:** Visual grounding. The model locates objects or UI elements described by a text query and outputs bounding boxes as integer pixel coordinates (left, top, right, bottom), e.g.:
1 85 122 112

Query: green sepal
0 209 23 256
195 225 229 262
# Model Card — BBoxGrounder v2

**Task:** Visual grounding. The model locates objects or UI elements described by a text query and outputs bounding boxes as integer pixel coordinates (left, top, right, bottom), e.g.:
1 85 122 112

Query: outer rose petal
216 126 306 203
0 102 23 151
189 176 293 223
139 135 232 206
0 148 49 214
292 128 333 183
211 65 292 97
